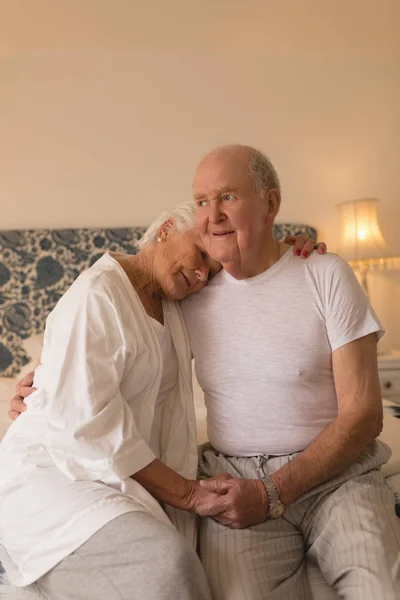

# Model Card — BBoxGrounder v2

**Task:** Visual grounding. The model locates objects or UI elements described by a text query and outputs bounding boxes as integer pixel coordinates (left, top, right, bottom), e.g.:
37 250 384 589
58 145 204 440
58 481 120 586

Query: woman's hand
284 234 327 258
8 371 36 420
185 472 233 517
132 459 231 515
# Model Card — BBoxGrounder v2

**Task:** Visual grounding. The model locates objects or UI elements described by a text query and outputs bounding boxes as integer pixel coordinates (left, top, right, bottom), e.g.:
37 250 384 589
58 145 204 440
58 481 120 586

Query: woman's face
157 228 221 300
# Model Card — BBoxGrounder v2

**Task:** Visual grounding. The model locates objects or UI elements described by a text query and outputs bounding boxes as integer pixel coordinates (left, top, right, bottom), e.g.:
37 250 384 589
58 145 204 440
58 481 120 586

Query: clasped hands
185 473 269 529
9 374 269 529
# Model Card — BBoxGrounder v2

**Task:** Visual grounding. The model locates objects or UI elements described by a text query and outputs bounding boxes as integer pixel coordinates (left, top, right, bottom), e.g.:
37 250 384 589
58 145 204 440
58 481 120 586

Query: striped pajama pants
198 440 400 600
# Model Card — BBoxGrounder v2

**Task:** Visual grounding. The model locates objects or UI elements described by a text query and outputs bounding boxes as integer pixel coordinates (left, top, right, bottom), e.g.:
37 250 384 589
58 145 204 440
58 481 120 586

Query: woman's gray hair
137 201 196 249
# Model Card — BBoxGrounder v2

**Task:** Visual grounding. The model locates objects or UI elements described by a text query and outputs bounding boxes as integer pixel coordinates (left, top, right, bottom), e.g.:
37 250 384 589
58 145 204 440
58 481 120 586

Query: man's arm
271 332 383 506
200 332 383 528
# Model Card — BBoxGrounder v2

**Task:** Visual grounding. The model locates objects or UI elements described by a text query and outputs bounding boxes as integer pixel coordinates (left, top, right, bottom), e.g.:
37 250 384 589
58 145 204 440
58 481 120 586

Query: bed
0 223 399 599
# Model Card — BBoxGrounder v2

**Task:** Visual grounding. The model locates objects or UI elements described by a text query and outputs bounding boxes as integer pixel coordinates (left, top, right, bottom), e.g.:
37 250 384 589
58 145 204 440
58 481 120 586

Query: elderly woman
1 203 321 600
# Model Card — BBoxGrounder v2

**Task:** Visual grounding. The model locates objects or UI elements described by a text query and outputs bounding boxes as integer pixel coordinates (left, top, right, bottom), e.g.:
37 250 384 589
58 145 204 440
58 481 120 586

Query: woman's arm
133 458 230 517
9 277 229 517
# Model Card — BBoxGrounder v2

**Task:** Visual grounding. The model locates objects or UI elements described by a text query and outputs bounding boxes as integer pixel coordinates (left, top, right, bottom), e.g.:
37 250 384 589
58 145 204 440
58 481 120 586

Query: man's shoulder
289 251 341 269
280 252 360 301
286 251 349 278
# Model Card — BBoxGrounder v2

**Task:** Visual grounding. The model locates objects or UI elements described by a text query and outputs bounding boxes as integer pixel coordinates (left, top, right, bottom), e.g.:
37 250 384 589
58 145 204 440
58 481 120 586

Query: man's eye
223 194 233 201
197 200 207 207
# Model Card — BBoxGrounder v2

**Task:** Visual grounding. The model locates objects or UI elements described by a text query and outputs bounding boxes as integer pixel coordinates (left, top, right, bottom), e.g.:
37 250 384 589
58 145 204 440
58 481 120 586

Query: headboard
0 223 317 377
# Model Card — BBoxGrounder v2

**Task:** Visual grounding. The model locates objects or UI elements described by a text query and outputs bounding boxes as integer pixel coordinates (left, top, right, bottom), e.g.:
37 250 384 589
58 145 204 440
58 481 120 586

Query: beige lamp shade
337 199 387 261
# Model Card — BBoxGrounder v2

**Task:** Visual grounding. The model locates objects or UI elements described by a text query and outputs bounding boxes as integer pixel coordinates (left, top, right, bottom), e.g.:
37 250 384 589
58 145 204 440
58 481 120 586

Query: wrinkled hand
284 234 327 258
198 477 269 529
8 371 36 421
185 472 233 517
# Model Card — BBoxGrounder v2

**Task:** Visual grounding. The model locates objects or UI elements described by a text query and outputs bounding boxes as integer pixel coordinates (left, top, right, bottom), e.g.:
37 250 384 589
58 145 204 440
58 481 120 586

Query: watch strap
261 476 285 518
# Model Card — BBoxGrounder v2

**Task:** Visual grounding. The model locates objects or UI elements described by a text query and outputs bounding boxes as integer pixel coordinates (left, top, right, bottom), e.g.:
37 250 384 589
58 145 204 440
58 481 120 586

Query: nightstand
378 349 400 405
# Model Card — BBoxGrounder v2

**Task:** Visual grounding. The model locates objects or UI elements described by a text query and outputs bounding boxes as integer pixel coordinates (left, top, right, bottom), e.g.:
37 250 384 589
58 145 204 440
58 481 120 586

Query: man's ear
157 218 177 242
266 189 281 220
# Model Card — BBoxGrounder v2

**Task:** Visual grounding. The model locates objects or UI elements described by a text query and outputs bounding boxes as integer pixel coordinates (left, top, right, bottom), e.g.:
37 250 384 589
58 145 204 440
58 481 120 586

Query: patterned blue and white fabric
0 227 144 377
0 223 316 378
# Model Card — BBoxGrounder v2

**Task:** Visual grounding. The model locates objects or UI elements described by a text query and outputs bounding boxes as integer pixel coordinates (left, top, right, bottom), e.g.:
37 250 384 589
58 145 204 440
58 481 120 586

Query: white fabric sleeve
42 279 156 482
323 257 385 352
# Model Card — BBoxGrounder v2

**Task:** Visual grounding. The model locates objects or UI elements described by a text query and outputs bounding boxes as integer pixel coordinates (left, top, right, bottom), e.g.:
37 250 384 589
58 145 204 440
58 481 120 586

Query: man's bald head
195 144 280 199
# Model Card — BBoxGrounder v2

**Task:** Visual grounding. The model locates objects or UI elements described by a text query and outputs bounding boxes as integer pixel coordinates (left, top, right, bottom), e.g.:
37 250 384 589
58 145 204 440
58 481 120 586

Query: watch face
270 503 285 519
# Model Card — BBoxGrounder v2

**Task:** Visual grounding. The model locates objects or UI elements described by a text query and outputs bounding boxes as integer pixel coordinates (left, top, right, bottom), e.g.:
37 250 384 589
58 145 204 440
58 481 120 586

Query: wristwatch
261 476 285 519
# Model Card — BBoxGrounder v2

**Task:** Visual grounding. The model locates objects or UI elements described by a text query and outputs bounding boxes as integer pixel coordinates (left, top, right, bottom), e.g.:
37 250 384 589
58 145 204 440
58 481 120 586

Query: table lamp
337 198 400 296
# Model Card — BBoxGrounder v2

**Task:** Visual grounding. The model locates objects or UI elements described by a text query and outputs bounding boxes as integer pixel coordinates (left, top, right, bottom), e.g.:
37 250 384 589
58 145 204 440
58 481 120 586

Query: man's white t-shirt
182 250 384 457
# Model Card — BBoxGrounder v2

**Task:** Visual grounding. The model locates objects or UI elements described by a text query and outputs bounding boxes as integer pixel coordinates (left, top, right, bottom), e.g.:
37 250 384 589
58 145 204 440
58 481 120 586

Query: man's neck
222 238 283 280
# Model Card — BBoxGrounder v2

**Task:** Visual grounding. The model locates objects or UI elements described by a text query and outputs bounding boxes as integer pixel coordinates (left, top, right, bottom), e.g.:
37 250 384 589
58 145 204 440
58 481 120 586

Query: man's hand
284 234 327 258
8 371 36 421
198 477 269 529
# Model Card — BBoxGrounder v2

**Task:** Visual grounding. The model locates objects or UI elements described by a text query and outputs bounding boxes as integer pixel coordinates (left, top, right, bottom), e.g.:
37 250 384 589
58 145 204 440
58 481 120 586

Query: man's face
193 148 271 265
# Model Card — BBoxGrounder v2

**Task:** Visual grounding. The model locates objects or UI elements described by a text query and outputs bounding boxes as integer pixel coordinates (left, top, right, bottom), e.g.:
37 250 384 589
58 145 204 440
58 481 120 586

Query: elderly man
181 145 400 599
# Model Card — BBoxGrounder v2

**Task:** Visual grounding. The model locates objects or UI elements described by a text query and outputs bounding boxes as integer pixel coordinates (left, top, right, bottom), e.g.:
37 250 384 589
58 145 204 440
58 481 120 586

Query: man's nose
209 201 224 223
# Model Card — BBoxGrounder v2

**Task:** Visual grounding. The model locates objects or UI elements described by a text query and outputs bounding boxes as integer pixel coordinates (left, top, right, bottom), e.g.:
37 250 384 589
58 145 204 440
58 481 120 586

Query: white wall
1 0 400 345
